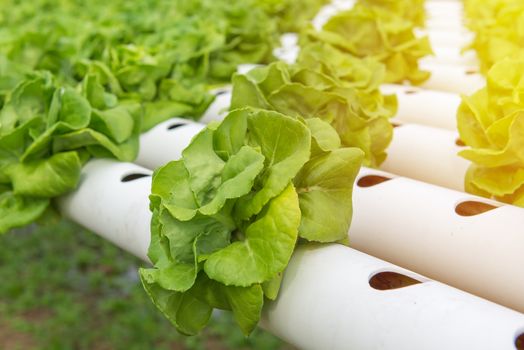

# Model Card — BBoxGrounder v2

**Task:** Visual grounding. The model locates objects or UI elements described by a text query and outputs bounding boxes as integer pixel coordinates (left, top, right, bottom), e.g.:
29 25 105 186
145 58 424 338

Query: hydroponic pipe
135 119 524 313
381 123 468 191
419 61 484 94
382 84 460 130
57 159 524 350
417 29 473 49
424 46 478 67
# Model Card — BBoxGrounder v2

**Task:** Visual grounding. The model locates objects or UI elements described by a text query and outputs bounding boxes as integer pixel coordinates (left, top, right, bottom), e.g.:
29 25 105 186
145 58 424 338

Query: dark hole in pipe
404 89 419 95
369 271 422 291
516 333 524 350
357 175 392 188
391 122 402 128
455 138 466 147
455 201 499 217
167 122 187 130
121 173 151 182
214 89 229 96
465 69 479 75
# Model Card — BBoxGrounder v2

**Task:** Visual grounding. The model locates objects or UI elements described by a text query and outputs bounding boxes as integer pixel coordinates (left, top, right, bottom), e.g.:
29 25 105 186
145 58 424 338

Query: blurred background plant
0 221 294 350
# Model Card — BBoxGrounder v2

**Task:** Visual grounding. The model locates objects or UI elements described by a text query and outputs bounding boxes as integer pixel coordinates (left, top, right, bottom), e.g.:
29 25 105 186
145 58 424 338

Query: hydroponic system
1 0 524 349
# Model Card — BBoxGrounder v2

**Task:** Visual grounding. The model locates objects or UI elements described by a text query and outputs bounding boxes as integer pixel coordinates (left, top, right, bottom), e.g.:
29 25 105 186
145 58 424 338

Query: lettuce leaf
302 4 433 84
140 107 363 335
256 0 331 33
0 0 281 129
457 58 524 206
231 61 394 167
357 0 426 27
0 71 140 233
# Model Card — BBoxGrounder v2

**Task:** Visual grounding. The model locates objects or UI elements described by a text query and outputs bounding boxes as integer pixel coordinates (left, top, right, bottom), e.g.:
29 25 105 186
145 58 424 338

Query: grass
0 220 293 350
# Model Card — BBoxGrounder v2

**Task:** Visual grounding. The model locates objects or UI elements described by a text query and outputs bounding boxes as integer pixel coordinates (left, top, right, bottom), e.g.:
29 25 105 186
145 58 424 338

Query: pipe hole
455 138 466 147
121 173 151 182
516 332 524 350
214 89 229 96
391 122 402 128
369 271 422 291
455 200 499 216
167 122 187 130
357 175 392 188
465 69 479 75
404 89 419 95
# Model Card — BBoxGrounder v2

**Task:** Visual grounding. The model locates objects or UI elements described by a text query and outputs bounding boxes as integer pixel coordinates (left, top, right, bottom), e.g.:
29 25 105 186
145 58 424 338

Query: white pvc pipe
59 160 152 262
381 84 460 130
136 119 524 314
425 47 478 67
419 29 473 49
420 61 484 94
381 123 468 191
264 245 524 350
351 166 524 314
57 159 524 350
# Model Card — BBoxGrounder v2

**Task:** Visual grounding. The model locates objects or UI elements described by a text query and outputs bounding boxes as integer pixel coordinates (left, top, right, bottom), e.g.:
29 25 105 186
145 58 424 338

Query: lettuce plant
303 4 433 84
357 0 426 27
140 107 363 335
457 58 524 206
464 0 524 73
230 61 396 167
0 0 280 130
0 71 141 233
256 0 331 33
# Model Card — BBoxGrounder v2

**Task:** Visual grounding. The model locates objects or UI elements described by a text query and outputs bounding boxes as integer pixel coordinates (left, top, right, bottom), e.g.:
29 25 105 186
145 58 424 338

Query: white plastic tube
58 160 152 262
57 160 524 350
351 166 524 313
264 245 524 350
420 61 485 94
381 84 460 130
381 123 468 191
418 29 473 49
424 47 478 67
136 119 524 313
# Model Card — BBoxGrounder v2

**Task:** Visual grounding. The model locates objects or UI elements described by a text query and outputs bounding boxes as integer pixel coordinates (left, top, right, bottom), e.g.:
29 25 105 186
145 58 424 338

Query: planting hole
357 175 392 188
455 200 499 216
516 332 524 350
214 89 229 96
167 122 187 130
369 271 422 290
404 89 419 95
465 69 479 75
455 138 466 147
121 173 151 182
391 122 402 128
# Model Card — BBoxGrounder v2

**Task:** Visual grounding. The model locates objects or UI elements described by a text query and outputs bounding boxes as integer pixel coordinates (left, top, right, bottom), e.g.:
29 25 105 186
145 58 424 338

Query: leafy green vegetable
464 0 524 73
256 0 331 33
357 0 426 27
0 71 141 233
457 58 524 206
302 4 433 84
0 0 281 129
230 61 395 167
140 107 363 335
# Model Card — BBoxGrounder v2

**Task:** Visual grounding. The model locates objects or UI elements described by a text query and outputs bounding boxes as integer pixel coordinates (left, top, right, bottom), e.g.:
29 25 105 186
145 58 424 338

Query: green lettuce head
0 71 141 233
357 0 426 27
457 58 524 206
231 61 396 167
303 4 433 84
255 0 331 33
0 0 281 131
140 107 363 335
